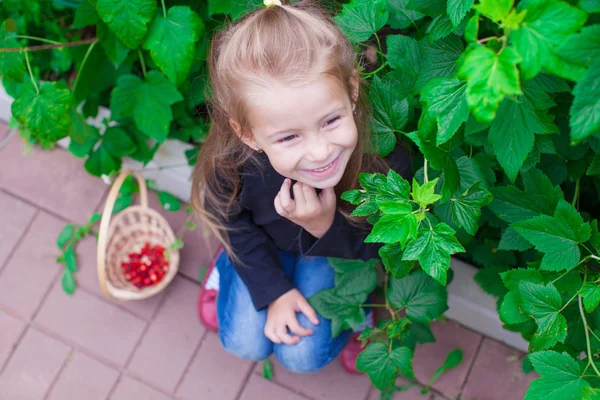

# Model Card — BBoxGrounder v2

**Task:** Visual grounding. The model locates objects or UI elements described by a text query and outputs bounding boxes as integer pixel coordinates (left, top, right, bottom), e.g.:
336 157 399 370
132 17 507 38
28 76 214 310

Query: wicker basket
96 170 180 301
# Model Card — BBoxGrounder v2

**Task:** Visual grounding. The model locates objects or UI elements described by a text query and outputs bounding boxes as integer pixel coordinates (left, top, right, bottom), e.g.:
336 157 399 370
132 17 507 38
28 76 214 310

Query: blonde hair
191 0 387 260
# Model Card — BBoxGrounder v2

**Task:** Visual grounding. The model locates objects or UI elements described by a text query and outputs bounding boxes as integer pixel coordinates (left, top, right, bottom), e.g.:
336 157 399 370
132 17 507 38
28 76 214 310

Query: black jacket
222 145 411 310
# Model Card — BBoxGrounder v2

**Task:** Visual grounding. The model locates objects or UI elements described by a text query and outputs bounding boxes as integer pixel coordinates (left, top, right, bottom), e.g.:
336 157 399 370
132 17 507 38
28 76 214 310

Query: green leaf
110 71 183 142
84 145 120 177
334 0 389 44
426 15 455 43
379 243 414 279
416 35 464 92
102 127 137 157
518 281 567 349
402 223 465 285
583 387 600 400
262 359 273 380
556 26 600 68
407 0 446 16
0 21 25 81
587 156 600 176
411 178 441 207
69 108 97 146
501 268 544 290
64 245 78 273
458 46 522 123
142 6 204 85
447 0 474 27
378 169 411 202
429 349 463 385
97 20 130 66
420 78 468 145
309 289 367 337
365 211 418 247
510 0 587 81
525 351 589 400
570 64 600 143
88 213 102 224
330 258 379 296
72 0 99 29
387 270 448 322
581 282 600 313
61 269 76 295
449 181 493 235
112 194 133 213
96 0 157 49
370 76 408 157
500 291 530 324
12 82 74 142
57 224 75 249
386 34 421 95
499 227 534 251
387 0 425 29
474 0 512 21
474 266 510 297
357 342 415 390
512 200 591 271
157 191 181 212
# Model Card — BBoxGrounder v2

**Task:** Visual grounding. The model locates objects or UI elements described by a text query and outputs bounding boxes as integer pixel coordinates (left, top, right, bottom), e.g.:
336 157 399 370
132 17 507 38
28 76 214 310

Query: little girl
192 0 411 374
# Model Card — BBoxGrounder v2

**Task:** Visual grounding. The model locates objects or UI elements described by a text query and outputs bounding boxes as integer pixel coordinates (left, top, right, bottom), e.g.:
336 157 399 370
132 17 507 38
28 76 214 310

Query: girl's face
238 74 359 189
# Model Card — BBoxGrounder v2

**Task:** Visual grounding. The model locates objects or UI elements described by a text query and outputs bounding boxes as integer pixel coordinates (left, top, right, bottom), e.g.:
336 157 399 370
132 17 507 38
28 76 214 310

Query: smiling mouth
310 160 336 172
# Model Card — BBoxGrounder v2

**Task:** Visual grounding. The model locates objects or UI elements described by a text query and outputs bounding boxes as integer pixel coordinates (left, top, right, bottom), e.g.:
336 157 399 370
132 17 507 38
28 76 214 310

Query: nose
305 133 331 163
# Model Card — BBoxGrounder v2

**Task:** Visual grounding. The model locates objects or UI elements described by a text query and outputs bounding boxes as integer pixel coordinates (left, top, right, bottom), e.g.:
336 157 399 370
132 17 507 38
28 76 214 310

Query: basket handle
96 170 148 300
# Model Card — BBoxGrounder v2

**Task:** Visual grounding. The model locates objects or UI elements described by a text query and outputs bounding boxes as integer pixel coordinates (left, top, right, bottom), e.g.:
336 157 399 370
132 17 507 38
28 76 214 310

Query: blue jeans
216 250 353 374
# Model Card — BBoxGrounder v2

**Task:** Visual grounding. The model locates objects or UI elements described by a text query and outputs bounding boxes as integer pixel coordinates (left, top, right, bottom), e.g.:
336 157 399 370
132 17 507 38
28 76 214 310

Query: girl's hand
274 178 336 239
265 289 320 345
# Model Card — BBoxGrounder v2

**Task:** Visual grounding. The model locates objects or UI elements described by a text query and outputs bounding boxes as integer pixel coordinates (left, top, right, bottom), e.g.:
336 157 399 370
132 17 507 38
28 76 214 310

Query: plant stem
12 35 62 45
384 272 396 319
23 50 39 94
477 36 500 44
138 49 147 77
552 268 576 284
374 33 383 56
360 304 388 308
363 61 388 77
73 42 97 93
160 0 167 17
579 271 600 376
573 178 580 208
589 326 600 344
0 38 97 53
424 159 429 183
559 291 580 313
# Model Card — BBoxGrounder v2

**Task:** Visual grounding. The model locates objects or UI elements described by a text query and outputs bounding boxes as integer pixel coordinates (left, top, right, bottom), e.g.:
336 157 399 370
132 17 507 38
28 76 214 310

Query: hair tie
264 0 282 7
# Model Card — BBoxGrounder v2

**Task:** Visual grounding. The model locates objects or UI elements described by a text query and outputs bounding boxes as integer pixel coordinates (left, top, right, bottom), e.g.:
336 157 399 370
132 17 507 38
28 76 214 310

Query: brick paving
0 122 536 399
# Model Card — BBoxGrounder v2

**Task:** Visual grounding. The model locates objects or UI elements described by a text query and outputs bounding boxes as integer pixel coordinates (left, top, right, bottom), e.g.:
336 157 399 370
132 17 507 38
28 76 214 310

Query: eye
324 116 341 127
278 134 298 143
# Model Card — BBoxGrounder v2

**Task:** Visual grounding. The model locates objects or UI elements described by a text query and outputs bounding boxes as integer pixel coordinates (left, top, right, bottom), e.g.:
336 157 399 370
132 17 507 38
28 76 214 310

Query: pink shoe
340 308 376 375
197 247 223 332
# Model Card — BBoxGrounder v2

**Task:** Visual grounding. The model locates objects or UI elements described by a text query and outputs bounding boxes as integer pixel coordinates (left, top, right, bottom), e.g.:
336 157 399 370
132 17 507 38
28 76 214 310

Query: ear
230 118 258 150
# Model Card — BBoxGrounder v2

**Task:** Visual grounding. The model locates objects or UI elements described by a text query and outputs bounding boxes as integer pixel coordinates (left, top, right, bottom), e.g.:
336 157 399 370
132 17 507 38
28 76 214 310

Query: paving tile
74 234 166 321
413 321 483 398
240 375 308 400
127 276 206 392
46 351 120 400
0 134 108 224
110 376 172 400
0 212 63 319
255 354 372 400
176 332 254 400
0 190 36 269
461 338 536 400
0 309 26 370
367 379 435 400
34 280 147 367
0 327 71 400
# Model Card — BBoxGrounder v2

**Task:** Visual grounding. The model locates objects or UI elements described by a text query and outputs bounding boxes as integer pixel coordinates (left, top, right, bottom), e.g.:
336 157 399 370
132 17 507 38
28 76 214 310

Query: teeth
312 161 333 172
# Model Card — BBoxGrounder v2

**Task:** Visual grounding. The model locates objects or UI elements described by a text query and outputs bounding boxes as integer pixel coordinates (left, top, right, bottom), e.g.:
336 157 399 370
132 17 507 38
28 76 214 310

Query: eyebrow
268 105 346 138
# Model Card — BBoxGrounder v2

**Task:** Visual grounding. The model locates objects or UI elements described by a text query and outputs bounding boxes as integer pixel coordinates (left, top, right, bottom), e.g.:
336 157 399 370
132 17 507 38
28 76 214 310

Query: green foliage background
2 0 600 397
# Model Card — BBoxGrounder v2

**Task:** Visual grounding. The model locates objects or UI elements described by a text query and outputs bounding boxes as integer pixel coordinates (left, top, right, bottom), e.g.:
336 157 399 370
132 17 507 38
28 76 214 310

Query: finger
297 298 320 326
319 187 337 208
264 324 281 344
279 179 295 212
276 324 300 345
274 193 287 217
288 315 313 337
302 183 319 205
292 182 306 208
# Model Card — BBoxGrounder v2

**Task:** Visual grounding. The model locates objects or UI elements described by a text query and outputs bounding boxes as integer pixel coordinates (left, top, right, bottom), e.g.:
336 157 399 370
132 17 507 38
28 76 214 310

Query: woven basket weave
96 170 180 301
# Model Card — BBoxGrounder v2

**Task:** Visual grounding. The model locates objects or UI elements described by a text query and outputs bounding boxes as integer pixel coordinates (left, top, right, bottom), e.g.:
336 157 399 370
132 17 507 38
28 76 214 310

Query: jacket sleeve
225 205 296 310
298 144 412 261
